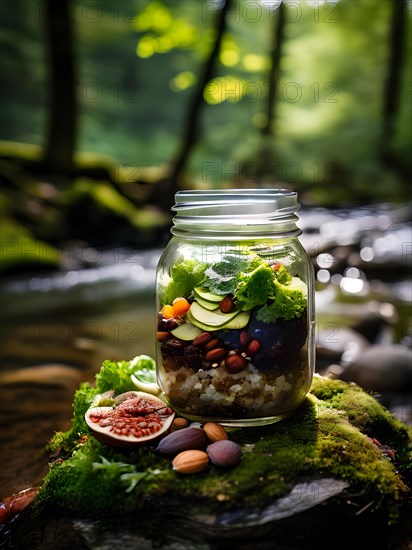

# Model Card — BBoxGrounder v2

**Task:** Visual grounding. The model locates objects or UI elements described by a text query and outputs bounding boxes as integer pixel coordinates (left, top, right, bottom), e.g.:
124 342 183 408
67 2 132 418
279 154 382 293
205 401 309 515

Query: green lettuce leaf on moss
95 359 136 393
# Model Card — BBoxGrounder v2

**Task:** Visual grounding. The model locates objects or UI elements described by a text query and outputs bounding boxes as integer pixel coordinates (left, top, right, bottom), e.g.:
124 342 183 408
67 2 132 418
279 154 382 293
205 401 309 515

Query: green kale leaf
203 254 250 295
275 264 292 284
202 252 265 296
234 263 276 310
161 259 207 304
256 280 307 323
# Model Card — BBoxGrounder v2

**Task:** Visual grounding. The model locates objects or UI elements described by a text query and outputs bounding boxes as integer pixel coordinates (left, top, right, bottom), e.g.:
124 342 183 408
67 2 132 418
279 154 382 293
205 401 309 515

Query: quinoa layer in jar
156 243 313 426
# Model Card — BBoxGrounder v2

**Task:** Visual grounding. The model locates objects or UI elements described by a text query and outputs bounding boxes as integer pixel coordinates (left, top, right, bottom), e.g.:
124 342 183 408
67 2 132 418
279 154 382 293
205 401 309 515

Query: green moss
36 438 173 515
311 374 411 466
35 374 411 525
0 216 60 274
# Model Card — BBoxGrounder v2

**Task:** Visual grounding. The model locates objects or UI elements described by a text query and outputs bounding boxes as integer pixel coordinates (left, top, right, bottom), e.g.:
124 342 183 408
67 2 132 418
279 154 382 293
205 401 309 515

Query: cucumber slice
221 310 250 329
193 287 223 302
171 322 203 341
186 310 217 331
187 307 250 331
192 291 220 310
189 301 240 329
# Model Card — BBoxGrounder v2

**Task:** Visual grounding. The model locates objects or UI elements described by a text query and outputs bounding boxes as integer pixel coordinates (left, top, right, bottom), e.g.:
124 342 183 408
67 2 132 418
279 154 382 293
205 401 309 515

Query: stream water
0 204 411 540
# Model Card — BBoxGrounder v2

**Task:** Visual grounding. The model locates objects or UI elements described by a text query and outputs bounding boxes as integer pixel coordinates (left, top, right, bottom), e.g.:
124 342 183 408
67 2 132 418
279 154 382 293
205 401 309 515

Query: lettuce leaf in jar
234 263 276 310
256 279 307 323
161 259 207 305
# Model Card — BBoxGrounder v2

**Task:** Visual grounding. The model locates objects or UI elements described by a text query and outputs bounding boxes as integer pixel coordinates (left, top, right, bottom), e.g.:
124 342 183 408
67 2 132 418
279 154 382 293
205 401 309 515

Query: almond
203 422 229 442
224 354 247 374
205 348 227 362
172 450 209 474
219 296 234 313
239 330 251 348
192 332 212 347
247 339 260 357
204 338 219 350
207 440 242 467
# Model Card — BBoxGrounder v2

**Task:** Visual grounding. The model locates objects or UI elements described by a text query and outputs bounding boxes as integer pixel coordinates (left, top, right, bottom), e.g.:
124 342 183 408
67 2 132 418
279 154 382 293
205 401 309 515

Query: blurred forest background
0 0 411 272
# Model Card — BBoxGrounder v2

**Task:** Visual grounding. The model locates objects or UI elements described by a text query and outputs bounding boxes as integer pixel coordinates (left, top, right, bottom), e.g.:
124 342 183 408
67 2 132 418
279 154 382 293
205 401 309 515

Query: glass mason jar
155 189 315 427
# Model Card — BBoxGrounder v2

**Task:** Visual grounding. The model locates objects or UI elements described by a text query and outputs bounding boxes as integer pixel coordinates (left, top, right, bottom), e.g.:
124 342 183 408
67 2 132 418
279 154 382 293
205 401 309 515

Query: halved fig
85 391 175 448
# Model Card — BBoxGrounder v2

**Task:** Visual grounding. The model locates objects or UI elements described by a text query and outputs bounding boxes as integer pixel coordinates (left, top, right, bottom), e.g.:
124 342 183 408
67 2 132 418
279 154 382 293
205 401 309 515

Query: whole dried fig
207 440 242 467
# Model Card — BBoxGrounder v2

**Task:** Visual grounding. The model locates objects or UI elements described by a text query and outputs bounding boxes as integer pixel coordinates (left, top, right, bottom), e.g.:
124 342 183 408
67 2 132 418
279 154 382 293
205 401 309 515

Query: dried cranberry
158 317 179 331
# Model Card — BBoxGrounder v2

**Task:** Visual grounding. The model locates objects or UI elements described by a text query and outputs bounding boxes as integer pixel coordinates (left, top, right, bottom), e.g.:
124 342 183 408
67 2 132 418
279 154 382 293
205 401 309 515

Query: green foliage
95 359 137 393
257 280 307 323
161 258 208 305
275 264 292 285
129 354 157 384
234 263 276 310
163 250 307 321
203 254 254 296
95 355 157 393
1 0 410 202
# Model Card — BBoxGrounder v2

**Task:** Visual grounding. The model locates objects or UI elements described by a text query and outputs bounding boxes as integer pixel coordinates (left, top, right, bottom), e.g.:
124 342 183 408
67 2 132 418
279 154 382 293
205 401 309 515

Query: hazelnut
219 296 234 313
224 354 247 374
171 417 190 431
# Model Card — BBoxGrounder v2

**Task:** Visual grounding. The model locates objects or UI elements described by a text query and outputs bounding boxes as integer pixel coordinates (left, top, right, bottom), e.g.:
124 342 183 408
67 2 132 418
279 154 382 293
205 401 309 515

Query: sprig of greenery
92 455 151 493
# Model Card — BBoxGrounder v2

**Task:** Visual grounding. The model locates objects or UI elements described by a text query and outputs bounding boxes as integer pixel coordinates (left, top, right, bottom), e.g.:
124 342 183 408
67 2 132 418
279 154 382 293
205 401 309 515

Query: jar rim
173 188 297 207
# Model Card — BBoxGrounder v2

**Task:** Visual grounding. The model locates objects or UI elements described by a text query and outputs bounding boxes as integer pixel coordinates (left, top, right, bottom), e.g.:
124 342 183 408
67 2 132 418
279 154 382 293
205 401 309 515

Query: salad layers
156 246 312 424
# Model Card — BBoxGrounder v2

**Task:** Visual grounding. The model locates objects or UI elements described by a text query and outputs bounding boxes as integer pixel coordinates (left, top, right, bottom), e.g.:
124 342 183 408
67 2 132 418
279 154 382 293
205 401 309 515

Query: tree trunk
381 0 406 164
147 0 233 211
257 3 286 183
262 3 286 141
42 0 77 175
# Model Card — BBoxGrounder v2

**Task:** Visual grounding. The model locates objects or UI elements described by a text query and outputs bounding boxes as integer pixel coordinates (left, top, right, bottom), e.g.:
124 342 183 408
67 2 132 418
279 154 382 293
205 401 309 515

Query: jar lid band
171 189 301 237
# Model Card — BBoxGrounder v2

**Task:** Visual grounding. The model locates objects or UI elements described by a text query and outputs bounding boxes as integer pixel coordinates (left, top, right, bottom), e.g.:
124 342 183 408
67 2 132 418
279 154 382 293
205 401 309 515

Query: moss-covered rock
33 374 410 540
